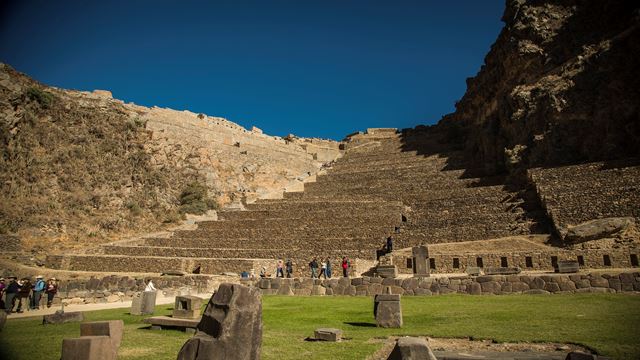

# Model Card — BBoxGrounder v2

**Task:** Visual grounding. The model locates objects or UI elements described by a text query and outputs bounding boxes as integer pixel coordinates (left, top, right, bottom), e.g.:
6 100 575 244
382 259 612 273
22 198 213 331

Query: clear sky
0 1 505 140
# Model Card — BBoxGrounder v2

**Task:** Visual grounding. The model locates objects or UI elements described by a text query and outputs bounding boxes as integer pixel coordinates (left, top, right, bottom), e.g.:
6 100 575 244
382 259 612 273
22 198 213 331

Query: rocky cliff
0 64 340 251
439 0 640 174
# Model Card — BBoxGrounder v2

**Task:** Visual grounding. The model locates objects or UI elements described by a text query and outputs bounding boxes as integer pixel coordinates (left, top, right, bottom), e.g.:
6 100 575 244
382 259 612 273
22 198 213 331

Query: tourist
45 278 58 308
144 279 156 292
309 258 319 278
260 266 267 278
342 257 351 277
31 275 46 310
320 259 327 279
5 276 19 313
276 259 284 278
16 277 32 312
386 237 393 253
192 264 202 274
325 258 332 278
285 259 293 278
0 277 6 310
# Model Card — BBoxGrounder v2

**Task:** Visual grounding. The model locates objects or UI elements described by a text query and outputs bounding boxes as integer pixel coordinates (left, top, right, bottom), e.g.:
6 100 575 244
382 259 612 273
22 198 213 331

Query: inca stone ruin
0 0 639 358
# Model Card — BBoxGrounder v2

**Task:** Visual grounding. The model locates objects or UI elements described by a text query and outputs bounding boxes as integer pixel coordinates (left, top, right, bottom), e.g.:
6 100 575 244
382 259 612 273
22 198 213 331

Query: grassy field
1 293 639 360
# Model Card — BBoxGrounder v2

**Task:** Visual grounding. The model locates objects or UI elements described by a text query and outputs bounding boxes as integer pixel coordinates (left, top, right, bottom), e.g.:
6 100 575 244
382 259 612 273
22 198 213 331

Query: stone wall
252 272 640 296
391 248 640 274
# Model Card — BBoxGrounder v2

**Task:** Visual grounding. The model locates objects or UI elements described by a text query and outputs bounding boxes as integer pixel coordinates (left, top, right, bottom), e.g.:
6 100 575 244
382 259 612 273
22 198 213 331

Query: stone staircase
48 128 551 275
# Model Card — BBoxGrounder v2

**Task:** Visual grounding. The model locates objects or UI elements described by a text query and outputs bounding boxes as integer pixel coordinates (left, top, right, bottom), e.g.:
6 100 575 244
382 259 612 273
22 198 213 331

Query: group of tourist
0 275 58 313
308 256 352 279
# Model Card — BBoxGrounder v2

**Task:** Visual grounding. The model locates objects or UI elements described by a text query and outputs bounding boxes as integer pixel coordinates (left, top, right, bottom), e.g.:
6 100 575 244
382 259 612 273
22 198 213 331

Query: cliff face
0 64 340 251
440 0 640 173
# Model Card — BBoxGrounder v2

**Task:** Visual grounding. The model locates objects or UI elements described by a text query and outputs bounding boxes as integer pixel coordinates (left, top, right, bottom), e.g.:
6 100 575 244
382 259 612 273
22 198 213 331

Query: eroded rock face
565 217 636 243
177 283 262 360
438 1 640 174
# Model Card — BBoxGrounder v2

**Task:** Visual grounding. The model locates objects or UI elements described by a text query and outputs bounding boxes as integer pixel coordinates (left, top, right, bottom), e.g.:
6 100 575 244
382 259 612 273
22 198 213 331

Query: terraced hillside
47 128 552 275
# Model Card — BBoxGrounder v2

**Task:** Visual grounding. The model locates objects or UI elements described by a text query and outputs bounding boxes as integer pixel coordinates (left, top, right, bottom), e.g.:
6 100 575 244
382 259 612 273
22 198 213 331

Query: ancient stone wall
391 248 640 274
253 272 640 296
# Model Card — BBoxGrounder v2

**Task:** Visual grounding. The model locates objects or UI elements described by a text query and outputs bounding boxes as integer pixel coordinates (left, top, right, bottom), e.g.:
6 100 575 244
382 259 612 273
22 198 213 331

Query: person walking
342 257 351 277
276 259 284 278
45 278 58 308
309 258 319 279
325 258 332 279
285 259 293 278
386 236 393 253
31 275 46 310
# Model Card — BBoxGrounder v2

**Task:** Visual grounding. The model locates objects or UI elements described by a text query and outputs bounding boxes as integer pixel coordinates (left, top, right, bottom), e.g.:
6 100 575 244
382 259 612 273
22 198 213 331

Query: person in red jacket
45 278 58 308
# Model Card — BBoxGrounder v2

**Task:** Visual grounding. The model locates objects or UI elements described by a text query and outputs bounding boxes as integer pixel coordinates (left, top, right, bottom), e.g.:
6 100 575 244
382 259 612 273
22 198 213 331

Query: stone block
368 283 383 295
387 337 436 360
177 283 262 360
80 320 124 349
130 291 156 315
61 336 116 360
314 328 342 341
590 276 609 288
411 246 430 277
374 294 402 328
465 266 481 276
174 295 203 319
312 285 326 296
377 265 398 278
557 260 580 273
484 267 521 275
565 351 611 360
43 311 84 325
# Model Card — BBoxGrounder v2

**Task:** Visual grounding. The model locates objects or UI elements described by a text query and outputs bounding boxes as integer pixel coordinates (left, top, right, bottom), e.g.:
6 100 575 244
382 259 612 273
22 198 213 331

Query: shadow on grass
344 322 376 327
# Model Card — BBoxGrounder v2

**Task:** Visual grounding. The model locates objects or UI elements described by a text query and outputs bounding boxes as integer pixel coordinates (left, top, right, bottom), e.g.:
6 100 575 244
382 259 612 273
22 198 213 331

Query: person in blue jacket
31 275 46 310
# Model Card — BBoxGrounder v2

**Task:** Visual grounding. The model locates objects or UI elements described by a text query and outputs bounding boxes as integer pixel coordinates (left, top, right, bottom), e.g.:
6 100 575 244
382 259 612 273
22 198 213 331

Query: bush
125 201 143 216
26 87 55 109
178 182 219 215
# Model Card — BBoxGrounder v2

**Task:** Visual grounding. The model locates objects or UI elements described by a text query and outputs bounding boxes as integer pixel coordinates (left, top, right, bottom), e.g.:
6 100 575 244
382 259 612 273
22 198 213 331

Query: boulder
43 310 84 325
565 217 635 243
377 265 398 278
177 283 262 360
387 337 437 360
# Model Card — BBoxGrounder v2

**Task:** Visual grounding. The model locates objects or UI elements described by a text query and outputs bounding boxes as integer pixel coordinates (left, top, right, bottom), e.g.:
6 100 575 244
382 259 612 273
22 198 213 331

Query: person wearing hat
4 276 20 313
45 278 58 308
31 275 46 310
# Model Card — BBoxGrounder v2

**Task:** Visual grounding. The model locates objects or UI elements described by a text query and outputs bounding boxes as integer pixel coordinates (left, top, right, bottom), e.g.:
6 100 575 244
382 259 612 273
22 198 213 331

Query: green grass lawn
1 293 639 360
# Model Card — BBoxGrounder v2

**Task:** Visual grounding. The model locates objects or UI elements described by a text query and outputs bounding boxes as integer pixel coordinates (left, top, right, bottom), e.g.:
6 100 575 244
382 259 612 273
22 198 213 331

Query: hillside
0 64 340 252
438 0 639 174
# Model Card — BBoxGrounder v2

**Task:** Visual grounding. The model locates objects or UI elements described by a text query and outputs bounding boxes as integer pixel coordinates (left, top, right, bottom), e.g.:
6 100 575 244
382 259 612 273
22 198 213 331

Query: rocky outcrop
0 64 340 251
439 1 640 174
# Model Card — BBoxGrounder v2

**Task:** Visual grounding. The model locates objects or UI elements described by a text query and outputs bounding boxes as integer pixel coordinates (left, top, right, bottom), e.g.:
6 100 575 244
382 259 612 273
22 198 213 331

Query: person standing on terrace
309 258 319 278
276 259 284 278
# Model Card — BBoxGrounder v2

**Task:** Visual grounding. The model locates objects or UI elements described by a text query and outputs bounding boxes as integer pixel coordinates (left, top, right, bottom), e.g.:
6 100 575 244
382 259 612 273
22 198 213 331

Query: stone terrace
529 159 640 235
49 128 550 275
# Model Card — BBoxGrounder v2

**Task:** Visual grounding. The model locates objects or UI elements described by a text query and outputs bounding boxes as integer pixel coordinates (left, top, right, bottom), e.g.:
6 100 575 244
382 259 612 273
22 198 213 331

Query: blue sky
0 1 505 140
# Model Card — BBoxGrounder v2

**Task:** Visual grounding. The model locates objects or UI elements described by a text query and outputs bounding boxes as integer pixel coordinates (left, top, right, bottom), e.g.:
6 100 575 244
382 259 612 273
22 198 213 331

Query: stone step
218 207 401 221
143 236 391 251
393 228 520 246
48 254 256 274
101 245 374 260
300 184 510 200
304 175 505 193
168 226 395 240
316 166 469 182
196 215 401 230
247 199 400 211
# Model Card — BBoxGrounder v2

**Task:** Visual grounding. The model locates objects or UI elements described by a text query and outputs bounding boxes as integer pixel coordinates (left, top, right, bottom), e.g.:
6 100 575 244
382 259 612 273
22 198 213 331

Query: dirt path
5 292 212 320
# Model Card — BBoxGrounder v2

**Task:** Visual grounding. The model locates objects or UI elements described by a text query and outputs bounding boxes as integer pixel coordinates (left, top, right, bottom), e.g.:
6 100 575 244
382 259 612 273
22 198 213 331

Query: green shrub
178 182 219 215
125 201 143 216
26 87 55 109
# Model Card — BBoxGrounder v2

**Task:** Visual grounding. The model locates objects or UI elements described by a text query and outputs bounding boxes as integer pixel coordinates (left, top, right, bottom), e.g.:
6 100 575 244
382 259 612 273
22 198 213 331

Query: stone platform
143 316 200 332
